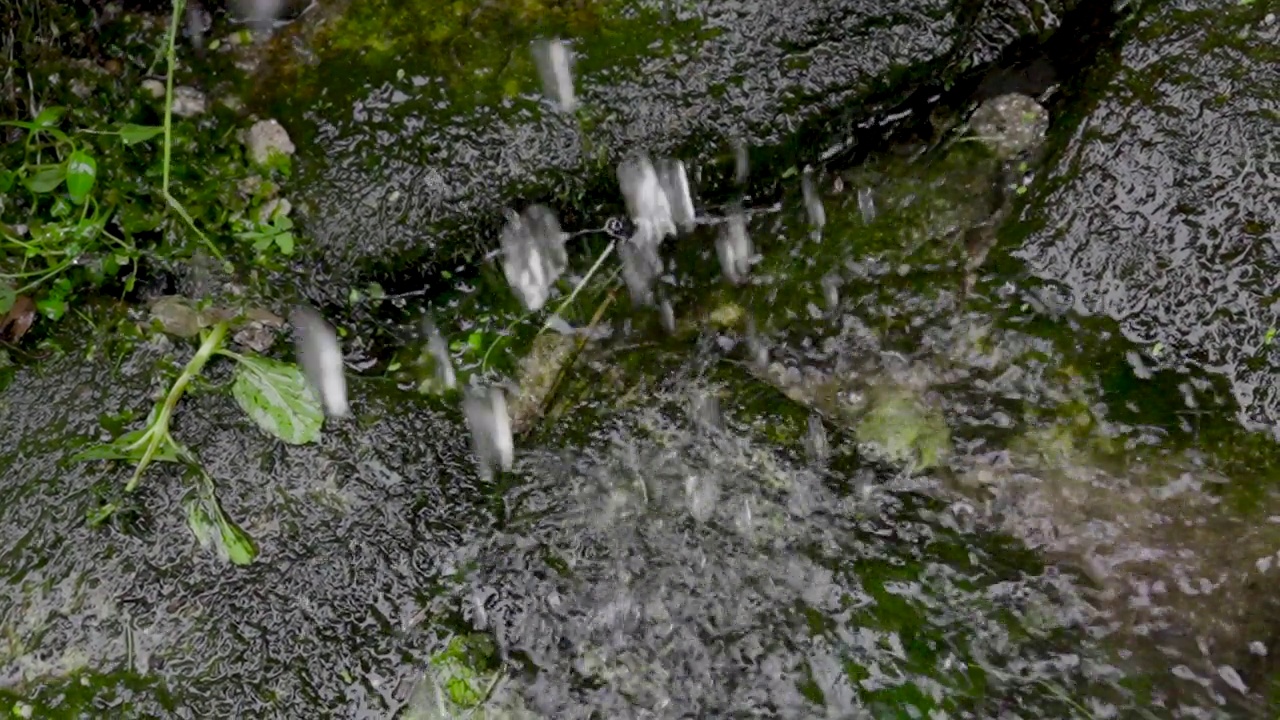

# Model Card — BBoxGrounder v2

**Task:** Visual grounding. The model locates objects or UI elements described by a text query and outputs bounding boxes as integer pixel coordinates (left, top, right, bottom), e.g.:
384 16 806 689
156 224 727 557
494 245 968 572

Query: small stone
172 86 208 117
257 197 292 223
234 321 278 353
968 93 1050 159
243 119 296 168
141 78 165 98
149 296 202 338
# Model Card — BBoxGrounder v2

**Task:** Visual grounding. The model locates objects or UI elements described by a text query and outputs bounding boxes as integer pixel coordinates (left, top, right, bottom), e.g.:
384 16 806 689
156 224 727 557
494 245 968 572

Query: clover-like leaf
231 354 324 444
66 150 97 204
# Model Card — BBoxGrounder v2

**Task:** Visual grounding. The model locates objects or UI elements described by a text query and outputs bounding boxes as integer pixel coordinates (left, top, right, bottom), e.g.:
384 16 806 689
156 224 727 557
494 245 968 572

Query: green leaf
0 284 14 315
33 106 66 128
36 296 67 320
118 123 165 145
231 355 324 444
72 426 181 463
66 150 97 204
24 165 65 194
186 488 259 565
274 232 294 255
0 168 14 193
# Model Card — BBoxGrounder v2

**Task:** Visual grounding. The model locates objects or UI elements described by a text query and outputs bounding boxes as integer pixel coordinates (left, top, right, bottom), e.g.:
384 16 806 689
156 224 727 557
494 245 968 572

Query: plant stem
160 0 226 263
125 321 228 491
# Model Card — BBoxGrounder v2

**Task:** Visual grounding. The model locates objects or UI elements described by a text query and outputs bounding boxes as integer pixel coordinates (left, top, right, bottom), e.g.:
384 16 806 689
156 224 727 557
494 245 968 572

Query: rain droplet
500 204 568 311
684 474 719 523
802 168 825 233
419 317 456 393
656 158 696 233
716 208 753 285
733 140 749 185
805 413 829 462
618 154 676 241
291 305 348 418
658 299 676 334
821 273 841 309
858 186 876 224
531 38 577 112
618 225 664 307
462 386 514 481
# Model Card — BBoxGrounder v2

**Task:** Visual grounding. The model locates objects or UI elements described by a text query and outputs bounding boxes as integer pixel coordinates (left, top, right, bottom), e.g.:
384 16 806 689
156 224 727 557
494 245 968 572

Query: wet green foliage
0 0 300 334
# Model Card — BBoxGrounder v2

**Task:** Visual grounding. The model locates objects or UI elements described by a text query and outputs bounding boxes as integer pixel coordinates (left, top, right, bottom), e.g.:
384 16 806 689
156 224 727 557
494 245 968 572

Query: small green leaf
274 232 294 255
33 106 66 128
0 284 14 314
186 487 259 565
118 123 165 145
36 296 67 320
0 169 14 193
231 355 324 444
467 331 484 353
72 426 181 463
66 150 97 204
24 166 65 194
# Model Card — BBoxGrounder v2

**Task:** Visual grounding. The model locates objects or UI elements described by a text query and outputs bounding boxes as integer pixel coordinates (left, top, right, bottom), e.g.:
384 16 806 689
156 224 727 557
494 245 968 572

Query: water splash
291 305 349 418
531 38 577 113
462 385 514 481
500 204 569 312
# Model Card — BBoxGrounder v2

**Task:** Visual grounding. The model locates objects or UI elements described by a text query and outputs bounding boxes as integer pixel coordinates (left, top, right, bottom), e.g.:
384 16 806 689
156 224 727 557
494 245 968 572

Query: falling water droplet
685 474 719 523
462 386 514 481
291 305 349 418
821 273 841 310
657 158 696 233
733 140 749 186
801 167 825 233
420 317 456 393
531 38 577 112
658 299 676 334
716 208 753 285
618 154 677 241
858 186 877 224
805 413 829 463
500 204 569 311
232 0 285 34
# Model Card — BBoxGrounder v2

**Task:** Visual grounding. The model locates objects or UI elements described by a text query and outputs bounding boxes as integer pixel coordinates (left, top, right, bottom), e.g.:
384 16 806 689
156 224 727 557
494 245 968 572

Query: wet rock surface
258 0 1075 304
1012 0 1280 434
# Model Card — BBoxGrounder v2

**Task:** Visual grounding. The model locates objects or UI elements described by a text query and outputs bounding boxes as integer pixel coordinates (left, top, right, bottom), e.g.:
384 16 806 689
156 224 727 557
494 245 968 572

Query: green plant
0 0 300 332
75 319 326 564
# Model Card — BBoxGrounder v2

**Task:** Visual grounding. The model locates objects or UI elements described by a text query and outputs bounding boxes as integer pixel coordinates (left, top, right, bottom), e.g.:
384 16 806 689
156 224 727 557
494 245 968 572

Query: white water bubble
531 38 577 112
500 204 568 311
805 413 829 463
716 209 753 285
291 305 349 418
463 385 514 481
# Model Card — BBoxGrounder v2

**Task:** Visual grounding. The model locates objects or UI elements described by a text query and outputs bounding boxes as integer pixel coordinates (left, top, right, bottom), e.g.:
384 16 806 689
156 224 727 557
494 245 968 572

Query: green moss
855 387 951 472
